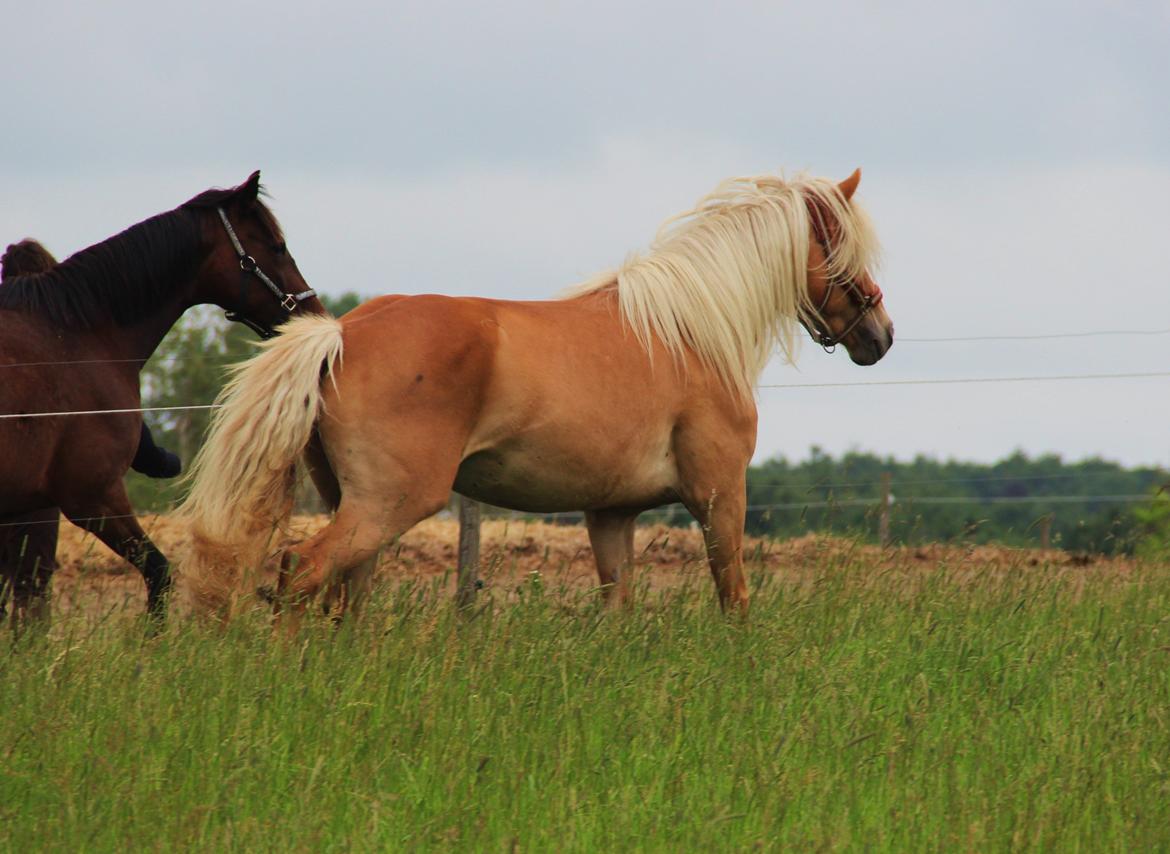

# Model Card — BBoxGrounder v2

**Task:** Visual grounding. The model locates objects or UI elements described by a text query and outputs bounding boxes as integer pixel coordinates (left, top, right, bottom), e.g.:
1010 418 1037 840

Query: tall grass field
3 553 1169 850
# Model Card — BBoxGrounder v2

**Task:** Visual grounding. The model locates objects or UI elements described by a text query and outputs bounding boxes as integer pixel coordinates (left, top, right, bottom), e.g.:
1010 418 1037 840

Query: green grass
3 557 1170 851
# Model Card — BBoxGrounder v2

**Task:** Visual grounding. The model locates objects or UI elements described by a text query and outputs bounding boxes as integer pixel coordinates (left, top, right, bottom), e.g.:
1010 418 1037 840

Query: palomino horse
0 240 179 625
0 172 322 619
178 169 892 622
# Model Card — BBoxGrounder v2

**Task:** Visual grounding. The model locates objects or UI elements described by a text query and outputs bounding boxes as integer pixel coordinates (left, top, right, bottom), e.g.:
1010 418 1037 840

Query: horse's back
337 293 501 393
332 291 752 424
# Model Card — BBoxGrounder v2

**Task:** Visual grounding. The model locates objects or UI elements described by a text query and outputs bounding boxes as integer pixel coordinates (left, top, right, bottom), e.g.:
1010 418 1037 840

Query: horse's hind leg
337 556 379 620
279 410 469 629
319 557 378 623
61 483 170 619
304 428 341 512
277 493 446 632
584 509 637 606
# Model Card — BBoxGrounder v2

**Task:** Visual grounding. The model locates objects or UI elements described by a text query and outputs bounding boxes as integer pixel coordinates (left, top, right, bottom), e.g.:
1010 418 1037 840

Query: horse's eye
273 242 288 257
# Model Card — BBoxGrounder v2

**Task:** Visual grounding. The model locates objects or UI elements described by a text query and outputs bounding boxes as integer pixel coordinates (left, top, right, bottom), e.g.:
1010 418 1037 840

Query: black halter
216 208 317 338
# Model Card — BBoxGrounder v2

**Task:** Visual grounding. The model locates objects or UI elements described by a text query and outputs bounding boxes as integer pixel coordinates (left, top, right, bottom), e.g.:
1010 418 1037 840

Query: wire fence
500 492 1162 524
2 323 1170 371
4 369 1170 421
4 491 1163 531
749 471 1168 491
3 320 1168 538
0 404 219 421
759 371 1170 390
899 327 1170 343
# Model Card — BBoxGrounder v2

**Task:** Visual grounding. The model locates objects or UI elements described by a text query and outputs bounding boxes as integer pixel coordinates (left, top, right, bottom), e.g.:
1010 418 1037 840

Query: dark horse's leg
61 482 170 619
0 509 59 631
131 423 181 479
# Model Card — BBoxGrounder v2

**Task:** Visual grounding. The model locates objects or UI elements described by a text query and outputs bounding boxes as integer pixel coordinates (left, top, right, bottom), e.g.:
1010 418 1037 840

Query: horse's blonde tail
175 314 344 616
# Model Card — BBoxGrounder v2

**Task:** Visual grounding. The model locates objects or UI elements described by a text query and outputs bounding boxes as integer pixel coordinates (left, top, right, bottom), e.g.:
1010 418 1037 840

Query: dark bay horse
179 169 893 625
0 172 323 619
0 240 179 624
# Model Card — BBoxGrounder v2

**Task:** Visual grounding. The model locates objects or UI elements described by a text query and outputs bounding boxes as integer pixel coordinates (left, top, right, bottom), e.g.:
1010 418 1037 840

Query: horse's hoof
256 585 277 604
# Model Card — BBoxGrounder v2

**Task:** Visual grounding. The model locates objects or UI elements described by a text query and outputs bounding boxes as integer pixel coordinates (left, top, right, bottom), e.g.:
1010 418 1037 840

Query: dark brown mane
0 209 204 329
0 185 280 330
1 239 58 281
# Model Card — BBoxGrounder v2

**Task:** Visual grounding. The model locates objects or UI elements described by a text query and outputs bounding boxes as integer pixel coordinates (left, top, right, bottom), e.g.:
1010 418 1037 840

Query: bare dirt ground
47 513 1139 619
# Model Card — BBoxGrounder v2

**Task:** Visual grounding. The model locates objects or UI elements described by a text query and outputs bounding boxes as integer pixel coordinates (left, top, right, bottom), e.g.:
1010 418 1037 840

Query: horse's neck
83 288 192 364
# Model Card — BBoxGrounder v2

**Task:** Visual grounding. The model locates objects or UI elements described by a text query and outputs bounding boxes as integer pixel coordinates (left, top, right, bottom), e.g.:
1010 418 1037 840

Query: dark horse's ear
235 170 262 202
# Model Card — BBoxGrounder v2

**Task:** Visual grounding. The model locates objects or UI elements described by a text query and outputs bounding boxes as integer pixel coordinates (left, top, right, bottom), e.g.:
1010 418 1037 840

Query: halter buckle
239 255 258 273
280 293 297 312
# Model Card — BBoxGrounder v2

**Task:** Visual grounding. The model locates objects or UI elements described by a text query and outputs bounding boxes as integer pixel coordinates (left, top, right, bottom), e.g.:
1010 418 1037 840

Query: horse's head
802 169 893 365
189 171 325 337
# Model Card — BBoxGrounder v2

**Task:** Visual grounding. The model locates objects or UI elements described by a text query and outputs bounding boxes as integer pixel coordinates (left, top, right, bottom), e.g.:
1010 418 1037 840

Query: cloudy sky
3 1 1168 468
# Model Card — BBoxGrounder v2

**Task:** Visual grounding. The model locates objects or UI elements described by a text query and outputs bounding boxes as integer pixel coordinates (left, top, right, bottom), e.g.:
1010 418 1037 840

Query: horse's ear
235 170 262 202
838 168 861 201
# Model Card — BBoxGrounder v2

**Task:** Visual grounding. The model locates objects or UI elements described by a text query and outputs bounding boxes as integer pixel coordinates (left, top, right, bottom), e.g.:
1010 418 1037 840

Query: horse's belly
453 437 678 514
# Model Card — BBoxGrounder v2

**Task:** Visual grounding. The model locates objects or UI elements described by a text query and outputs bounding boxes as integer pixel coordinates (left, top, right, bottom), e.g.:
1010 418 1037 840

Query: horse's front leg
674 408 755 614
701 493 750 614
0 509 59 632
61 484 170 619
679 477 750 614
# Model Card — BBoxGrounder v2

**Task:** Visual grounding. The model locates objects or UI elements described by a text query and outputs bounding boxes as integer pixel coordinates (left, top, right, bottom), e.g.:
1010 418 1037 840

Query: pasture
3 519 1168 850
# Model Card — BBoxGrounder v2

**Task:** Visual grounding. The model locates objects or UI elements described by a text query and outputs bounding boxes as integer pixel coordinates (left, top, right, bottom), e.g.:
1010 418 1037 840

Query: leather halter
216 207 317 338
808 238 883 353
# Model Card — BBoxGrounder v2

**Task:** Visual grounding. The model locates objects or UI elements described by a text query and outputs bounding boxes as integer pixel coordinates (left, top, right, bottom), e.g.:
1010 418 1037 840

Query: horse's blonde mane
563 174 881 399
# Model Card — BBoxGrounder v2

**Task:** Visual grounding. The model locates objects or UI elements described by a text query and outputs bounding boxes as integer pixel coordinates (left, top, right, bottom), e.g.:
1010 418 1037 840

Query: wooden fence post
878 471 892 547
456 495 481 608
1039 514 1053 550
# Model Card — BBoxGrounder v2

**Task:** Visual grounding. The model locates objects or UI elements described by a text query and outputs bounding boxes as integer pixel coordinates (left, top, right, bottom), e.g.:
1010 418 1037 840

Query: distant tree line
128 300 1170 555
745 447 1168 555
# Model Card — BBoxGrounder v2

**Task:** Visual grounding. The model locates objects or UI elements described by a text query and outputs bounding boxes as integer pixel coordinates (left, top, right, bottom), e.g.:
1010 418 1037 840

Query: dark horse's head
0 171 323 338
185 171 325 337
